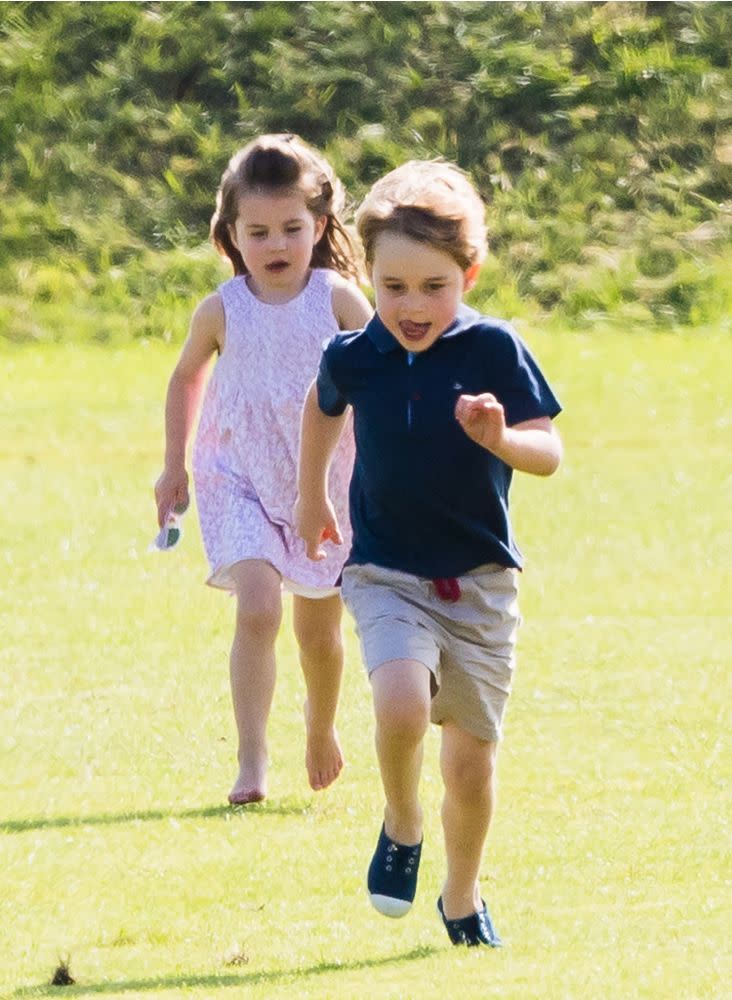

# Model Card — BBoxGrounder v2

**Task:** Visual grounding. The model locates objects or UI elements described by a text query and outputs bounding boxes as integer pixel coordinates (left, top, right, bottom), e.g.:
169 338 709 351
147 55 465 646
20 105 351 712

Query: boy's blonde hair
355 160 488 272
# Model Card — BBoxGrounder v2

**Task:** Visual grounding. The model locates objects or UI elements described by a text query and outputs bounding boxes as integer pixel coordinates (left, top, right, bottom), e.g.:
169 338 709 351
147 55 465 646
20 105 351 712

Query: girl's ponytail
211 195 246 276
311 214 360 282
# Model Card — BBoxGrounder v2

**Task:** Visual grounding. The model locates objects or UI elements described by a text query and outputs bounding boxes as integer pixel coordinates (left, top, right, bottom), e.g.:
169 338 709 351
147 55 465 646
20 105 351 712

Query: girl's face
229 190 326 303
370 232 479 352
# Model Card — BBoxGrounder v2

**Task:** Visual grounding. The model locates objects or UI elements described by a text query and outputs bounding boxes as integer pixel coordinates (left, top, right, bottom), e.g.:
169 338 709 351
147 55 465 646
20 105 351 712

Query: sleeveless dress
192 269 354 596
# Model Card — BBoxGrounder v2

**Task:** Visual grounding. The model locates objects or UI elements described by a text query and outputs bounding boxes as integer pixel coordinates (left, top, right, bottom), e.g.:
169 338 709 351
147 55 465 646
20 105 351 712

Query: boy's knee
443 746 496 800
376 697 430 744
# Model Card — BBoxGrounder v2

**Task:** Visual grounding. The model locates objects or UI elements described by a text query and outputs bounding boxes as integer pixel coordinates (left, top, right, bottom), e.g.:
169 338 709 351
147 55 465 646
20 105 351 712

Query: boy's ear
228 224 240 252
463 263 481 292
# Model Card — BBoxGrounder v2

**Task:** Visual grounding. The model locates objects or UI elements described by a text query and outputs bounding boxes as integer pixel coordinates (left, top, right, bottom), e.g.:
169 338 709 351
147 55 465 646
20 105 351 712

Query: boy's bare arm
296 381 350 560
455 393 562 476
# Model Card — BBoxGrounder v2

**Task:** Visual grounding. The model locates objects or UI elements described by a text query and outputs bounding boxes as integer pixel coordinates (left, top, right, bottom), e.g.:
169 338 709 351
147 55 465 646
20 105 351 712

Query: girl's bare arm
154 293 224 525
331 276 374 330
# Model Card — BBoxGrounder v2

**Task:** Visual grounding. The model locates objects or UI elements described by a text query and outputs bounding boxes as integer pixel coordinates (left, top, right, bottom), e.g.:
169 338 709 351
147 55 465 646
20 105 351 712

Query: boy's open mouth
265 260 289 273
399 320 431 341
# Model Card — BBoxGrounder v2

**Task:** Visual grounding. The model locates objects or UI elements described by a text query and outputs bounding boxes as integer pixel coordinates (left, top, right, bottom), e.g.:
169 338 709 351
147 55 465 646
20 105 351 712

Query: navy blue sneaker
437 896 503 947
367 824 422 918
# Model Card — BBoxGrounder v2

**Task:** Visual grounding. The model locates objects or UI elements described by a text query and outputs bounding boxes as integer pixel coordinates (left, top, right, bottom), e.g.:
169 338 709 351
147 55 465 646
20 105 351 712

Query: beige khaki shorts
341 562 521 743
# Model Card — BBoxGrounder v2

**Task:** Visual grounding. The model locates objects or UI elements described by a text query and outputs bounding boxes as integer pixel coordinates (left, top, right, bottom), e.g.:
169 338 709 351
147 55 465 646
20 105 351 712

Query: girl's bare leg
293 593 345 790
440 722 497 918
227 560 283 804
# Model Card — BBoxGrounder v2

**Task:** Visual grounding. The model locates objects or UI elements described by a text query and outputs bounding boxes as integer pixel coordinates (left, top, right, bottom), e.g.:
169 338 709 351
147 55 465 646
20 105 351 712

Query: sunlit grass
1 331 730 998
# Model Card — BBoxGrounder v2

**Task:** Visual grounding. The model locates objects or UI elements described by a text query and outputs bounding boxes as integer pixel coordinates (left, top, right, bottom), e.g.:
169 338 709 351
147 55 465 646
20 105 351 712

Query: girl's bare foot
228 754 267 805
304 701 344 790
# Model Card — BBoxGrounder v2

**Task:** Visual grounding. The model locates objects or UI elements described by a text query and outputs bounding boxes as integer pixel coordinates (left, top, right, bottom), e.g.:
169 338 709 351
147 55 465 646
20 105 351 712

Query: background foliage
2 0 732 342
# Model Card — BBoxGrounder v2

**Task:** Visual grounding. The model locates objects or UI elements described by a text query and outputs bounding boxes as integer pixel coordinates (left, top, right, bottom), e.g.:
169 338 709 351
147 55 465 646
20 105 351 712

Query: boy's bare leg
370 659 432 845
227 560 283 804
440 722 498 918
293 593 345 791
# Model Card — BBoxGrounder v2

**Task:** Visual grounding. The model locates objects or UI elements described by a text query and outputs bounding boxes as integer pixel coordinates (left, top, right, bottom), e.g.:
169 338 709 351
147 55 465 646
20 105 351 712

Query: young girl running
155 134 372 805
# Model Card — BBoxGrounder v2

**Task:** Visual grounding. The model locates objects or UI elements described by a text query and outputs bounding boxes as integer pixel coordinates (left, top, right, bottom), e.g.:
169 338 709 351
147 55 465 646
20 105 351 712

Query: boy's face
370 233 478 352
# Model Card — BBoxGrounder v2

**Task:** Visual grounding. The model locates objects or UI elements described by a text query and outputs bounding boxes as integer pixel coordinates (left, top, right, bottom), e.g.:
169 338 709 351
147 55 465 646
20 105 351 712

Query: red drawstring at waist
432 577 461 602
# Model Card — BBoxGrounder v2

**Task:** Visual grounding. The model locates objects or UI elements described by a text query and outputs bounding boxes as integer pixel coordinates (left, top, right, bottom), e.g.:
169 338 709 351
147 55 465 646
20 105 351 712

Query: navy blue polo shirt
317 304 561 577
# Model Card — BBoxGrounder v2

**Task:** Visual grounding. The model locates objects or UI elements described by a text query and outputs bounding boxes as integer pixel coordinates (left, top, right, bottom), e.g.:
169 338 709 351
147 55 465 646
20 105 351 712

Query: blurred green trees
2 0 732 341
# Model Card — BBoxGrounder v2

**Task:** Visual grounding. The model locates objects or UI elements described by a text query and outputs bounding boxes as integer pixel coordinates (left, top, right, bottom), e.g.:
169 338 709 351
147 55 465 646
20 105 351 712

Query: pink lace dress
192 269 354 595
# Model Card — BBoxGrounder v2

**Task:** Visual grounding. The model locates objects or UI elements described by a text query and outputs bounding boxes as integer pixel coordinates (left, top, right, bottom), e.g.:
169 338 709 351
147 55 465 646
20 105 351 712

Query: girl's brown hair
211 134 359 280
355 160 488 272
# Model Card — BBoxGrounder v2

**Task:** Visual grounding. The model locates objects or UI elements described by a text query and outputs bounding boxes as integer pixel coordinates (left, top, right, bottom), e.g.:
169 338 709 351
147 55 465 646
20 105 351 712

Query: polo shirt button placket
408 390 421 431
406 351 418 432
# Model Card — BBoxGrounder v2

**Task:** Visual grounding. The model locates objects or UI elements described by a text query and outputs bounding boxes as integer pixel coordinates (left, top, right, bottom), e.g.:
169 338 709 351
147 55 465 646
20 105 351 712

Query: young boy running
296 160 562 947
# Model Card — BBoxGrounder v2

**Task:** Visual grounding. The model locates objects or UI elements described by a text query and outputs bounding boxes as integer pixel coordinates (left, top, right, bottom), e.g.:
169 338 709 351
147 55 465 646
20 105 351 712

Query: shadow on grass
14 946 438 997
1 798 313 835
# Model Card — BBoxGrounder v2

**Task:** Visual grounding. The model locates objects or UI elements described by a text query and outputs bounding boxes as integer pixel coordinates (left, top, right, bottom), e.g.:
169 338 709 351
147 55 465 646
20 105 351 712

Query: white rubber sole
368 893 413 918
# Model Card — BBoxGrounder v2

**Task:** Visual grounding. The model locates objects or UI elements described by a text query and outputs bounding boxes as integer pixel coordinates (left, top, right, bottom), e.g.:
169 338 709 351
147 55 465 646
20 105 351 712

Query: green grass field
1 331 730 999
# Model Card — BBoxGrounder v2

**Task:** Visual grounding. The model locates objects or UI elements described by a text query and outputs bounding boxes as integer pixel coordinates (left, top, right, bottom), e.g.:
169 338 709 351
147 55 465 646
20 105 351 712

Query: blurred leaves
1 0 732 340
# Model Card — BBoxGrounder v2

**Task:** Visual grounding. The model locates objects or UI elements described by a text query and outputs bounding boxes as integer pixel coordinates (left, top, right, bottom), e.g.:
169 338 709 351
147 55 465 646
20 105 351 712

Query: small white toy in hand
150 500 189 552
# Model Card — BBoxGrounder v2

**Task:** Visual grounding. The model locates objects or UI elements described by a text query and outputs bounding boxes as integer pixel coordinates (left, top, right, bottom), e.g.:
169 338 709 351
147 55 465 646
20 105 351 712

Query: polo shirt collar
365 304 481 353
